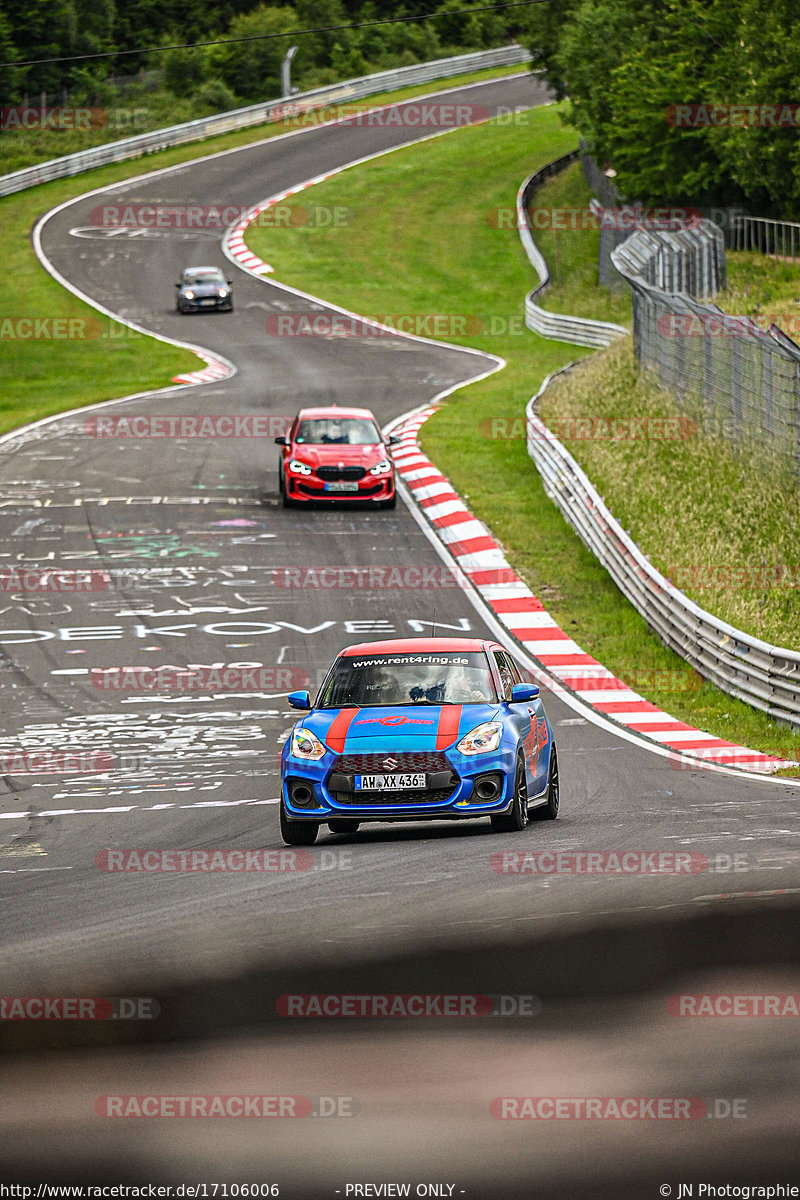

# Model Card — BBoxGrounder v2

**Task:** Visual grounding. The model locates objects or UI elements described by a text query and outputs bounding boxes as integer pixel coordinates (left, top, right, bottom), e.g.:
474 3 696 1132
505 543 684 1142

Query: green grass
529 161 632 328
0 64 527 173
715 250 800 336
245 104 800 766
538 340 800 649
0 63 527 437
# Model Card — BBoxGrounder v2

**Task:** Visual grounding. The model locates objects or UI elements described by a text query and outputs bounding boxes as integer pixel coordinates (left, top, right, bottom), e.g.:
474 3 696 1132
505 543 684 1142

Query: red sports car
275 406 398 508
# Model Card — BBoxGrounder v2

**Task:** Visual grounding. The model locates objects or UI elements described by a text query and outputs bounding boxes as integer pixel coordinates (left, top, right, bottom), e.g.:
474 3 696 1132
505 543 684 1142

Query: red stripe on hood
436 705 463 750
325 707 359 753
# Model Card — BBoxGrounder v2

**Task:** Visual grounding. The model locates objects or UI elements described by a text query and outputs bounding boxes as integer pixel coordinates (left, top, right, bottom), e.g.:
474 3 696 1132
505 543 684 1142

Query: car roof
183 266 223 274
339 638 499 656
294 406 377 421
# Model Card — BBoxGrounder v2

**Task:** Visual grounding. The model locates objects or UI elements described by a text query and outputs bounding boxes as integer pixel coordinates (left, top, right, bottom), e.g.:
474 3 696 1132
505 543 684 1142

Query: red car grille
316 465 367 481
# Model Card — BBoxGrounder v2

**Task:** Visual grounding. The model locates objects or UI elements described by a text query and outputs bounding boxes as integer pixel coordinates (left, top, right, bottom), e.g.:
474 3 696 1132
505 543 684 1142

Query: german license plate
355 773 426 790
325 481 359 492
200 299 216 306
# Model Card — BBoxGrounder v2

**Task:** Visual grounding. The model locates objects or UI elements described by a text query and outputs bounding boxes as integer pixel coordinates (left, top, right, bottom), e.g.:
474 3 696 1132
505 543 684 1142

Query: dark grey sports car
175 266 233 313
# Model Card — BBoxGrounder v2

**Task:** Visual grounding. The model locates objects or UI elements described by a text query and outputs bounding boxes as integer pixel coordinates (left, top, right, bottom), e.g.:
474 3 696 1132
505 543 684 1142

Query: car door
494 650 548 796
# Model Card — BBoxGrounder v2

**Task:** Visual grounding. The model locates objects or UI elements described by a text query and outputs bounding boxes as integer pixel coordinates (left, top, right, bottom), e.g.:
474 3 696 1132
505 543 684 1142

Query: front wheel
328 819 360 834
490 753 529 833
379 491 397 509
280 801 319 845
532 744 559 820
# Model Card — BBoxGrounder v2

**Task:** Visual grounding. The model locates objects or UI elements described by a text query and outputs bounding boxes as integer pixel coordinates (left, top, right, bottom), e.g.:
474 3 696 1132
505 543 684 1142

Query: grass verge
527 161 631 327
245 104 800 766
0 64 529 438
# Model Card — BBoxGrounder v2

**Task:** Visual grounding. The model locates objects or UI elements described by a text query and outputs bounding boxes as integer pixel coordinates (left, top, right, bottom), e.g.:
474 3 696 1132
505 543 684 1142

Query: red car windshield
295 418 381 446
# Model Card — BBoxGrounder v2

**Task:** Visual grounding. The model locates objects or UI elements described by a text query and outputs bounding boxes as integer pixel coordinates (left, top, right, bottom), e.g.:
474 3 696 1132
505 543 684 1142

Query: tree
207 5 301 102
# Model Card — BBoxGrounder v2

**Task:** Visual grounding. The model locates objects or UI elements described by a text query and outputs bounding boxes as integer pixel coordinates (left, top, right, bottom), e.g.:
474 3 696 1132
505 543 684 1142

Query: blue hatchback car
279 637 559 845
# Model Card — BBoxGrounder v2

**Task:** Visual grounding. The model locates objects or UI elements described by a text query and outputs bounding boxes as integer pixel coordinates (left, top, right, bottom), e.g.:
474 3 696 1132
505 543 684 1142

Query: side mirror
274 435 287 445
288 690 311 710
511 683 539 703
227 280 233 286
388 434 401 446
174 282 181 288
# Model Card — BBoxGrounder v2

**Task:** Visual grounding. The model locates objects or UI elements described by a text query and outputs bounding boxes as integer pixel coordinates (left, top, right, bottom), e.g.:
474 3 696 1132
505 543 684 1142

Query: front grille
316 465 367 481
334 787 455 806
297 482 382 497
334 751 452 773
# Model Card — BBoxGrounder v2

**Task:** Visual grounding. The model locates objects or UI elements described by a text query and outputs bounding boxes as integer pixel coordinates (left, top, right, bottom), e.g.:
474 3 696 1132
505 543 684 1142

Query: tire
532 744 559 820
379 491 397 509
328 819 360 834
490 753 529 833
279 469 296 508
280 801 319 845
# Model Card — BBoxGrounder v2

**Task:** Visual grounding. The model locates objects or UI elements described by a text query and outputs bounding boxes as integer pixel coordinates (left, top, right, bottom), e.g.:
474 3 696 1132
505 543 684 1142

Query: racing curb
388 406 791 775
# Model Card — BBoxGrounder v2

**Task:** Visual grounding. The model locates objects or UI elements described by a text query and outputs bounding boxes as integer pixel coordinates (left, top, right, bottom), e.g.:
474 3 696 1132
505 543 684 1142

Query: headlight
184 290 195 300
290 726 326 760
456 722 503 755
369 460 392 475
218 289 228 298
288 459 313 475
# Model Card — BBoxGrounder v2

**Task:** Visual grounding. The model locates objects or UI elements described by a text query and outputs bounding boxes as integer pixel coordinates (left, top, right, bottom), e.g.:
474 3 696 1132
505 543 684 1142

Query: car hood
301 704 503 754
288 444 387 467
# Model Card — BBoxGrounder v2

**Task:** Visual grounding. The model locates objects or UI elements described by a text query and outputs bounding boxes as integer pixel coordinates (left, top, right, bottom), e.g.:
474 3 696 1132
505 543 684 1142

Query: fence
517 152 629 348
611 225 800 468
730 214 800 262
526 369 800 727
0 44 533 198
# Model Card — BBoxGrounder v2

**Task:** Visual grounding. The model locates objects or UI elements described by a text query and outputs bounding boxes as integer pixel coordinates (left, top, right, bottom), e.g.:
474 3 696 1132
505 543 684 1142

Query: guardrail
526 369 800 727
0 45 533 198
516 152 629 348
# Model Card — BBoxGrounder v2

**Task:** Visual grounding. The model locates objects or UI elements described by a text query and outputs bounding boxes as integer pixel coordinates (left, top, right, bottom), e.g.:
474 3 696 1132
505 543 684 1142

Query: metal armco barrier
517 152 629 348
0 45 532 198
525 370 800 727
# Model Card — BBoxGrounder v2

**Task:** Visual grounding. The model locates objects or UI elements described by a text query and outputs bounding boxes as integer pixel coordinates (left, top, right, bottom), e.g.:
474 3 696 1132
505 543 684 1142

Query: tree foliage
524 0 800 216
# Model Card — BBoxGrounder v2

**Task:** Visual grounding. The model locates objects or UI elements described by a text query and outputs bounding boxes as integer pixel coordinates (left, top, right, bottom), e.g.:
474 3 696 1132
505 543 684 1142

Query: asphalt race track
2 73 800 1195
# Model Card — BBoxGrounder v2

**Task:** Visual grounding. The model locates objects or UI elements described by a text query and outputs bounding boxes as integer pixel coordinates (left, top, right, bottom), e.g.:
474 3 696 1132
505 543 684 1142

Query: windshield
185 271 224 286
318 651 497 708
295 418 381 446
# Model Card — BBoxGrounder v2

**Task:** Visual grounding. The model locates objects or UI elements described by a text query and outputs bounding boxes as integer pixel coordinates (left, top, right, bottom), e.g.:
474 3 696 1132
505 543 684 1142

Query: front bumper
179 294 232 310
280 745 517 821
284 472 395 503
